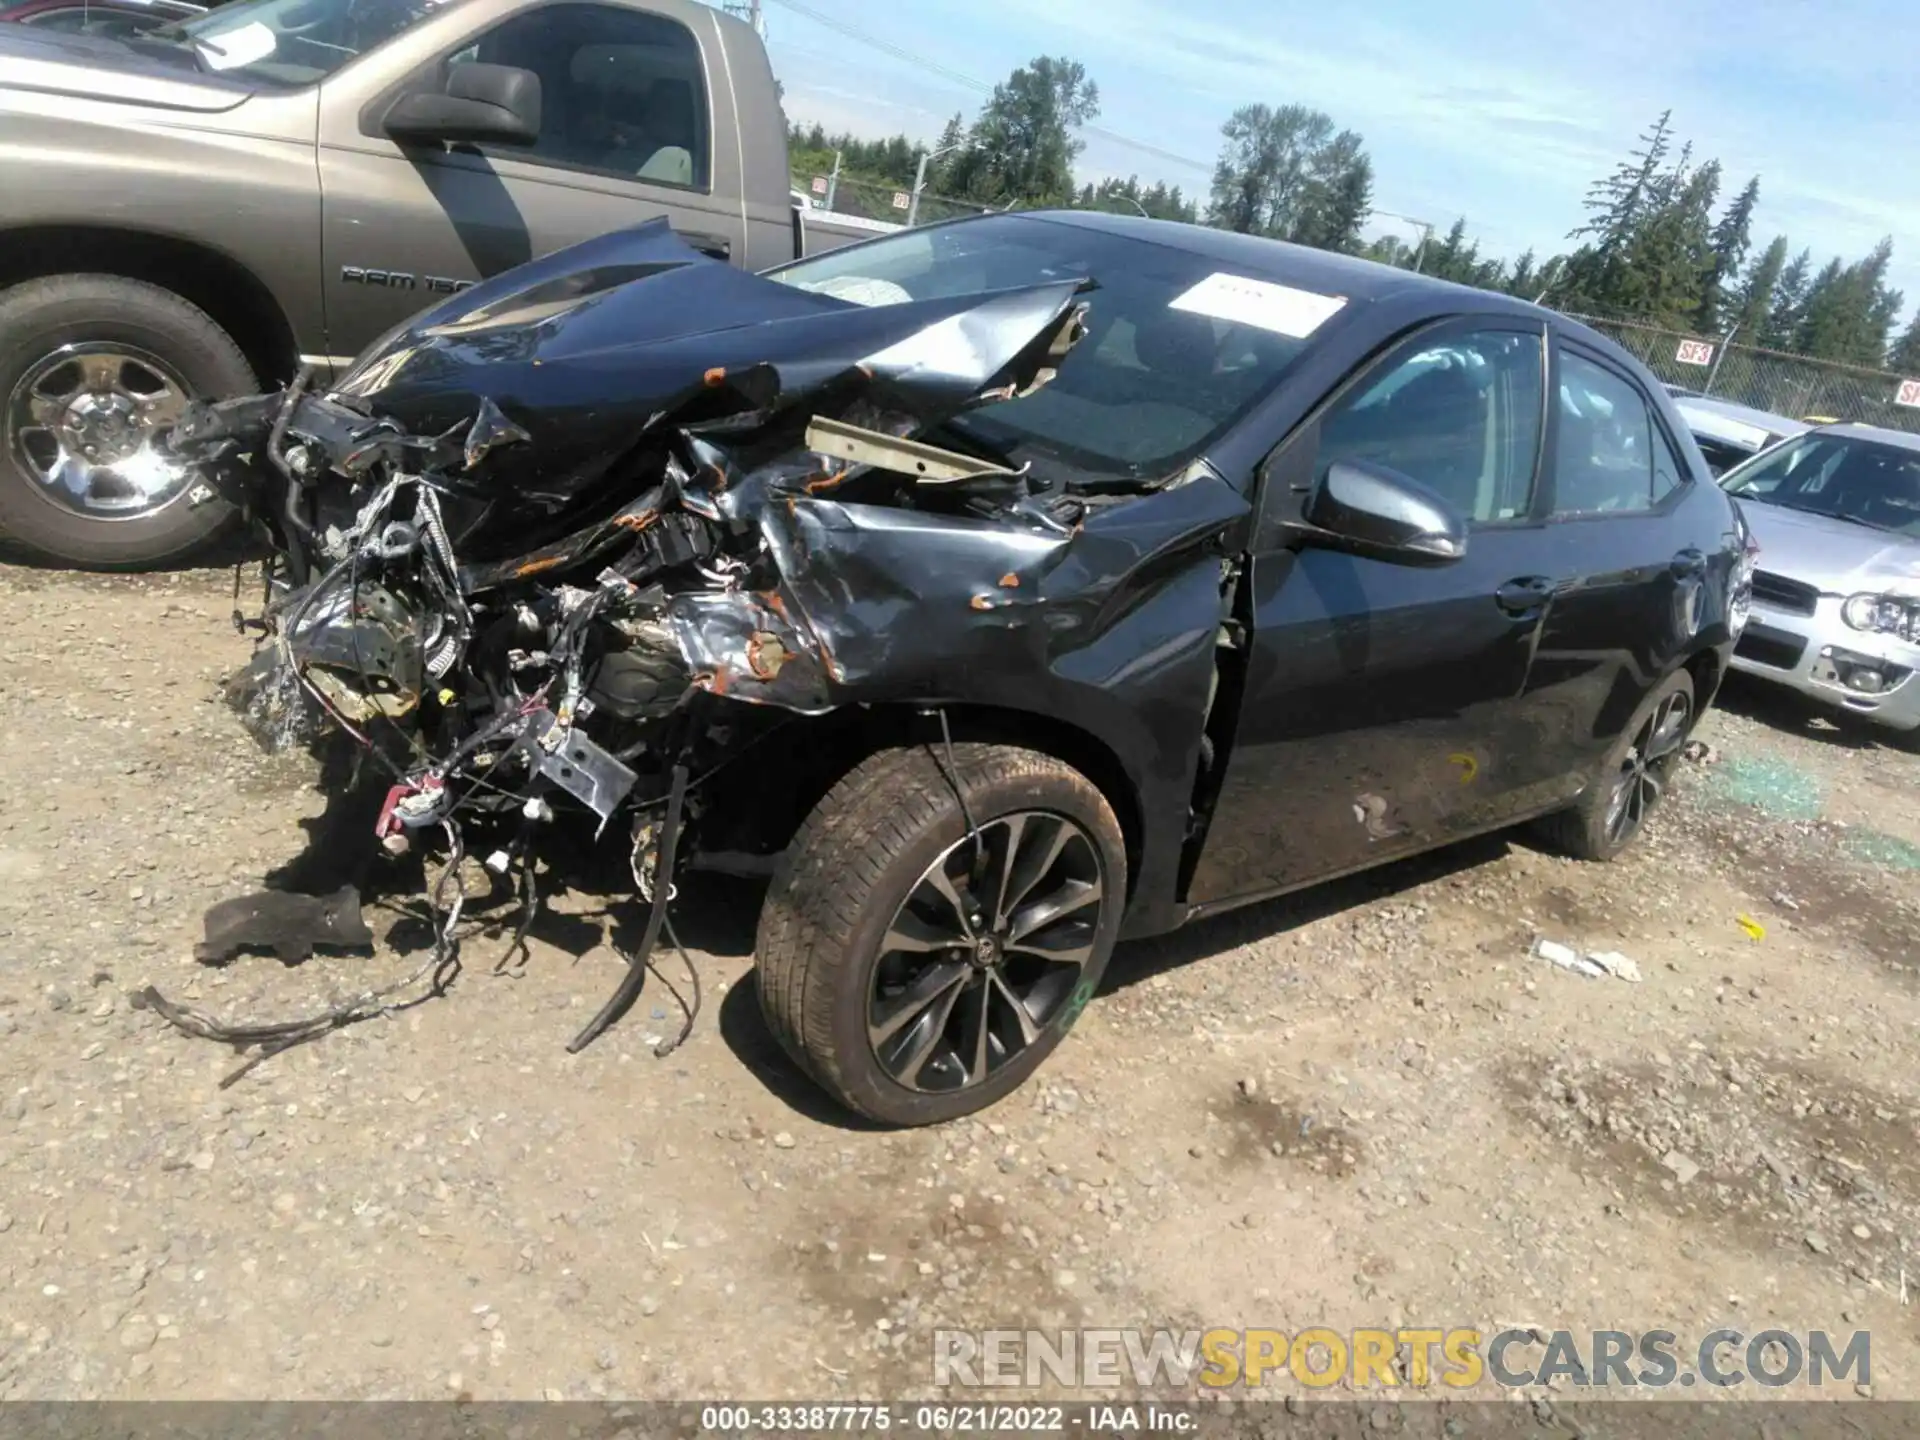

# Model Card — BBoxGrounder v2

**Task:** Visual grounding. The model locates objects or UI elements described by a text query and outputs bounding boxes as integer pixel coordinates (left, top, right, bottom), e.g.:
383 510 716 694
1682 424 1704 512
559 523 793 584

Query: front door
315 0 748 361
1188 319 1559 907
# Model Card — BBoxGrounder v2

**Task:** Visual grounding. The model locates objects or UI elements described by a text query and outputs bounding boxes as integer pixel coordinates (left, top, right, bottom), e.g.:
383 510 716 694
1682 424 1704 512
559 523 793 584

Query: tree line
790 67 1915 373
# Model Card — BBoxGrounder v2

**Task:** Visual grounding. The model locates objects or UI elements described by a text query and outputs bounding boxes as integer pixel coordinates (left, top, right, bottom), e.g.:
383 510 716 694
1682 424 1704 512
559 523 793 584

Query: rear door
315 0 747 362
1513 337 1708 791
1187 317 1561 907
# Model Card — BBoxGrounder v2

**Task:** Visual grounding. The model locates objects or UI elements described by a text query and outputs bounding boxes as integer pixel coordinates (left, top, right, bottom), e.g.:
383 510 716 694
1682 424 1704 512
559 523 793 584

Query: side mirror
385 63 542 147
1302 458 1468 565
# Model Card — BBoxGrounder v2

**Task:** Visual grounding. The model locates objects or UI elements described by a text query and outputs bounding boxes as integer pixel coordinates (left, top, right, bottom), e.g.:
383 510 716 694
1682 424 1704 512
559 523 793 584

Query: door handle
1495 576 1556 616
1670 548 1707 578
675 229 732 261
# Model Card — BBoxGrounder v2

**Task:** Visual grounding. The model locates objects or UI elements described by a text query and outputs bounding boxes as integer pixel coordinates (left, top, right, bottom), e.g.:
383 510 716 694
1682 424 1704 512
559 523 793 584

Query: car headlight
1841 592 1920 643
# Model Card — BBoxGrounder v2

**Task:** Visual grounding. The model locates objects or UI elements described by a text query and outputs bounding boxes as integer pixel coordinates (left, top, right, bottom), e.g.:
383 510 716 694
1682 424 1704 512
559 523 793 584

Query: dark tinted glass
769 217 1347 478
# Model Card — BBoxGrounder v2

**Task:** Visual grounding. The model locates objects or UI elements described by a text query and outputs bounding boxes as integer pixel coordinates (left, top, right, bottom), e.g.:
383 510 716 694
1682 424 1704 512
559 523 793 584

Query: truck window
451 4 709 191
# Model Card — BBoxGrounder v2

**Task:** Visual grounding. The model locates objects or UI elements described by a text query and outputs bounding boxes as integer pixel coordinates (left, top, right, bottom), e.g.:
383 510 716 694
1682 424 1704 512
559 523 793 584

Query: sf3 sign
1896 379 1920 409
1675 339 1716 367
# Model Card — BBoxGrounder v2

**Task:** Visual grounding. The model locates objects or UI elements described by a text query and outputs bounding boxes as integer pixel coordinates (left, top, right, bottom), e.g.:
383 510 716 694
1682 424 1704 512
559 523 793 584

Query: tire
1533 669 1697 861
0 275 256 569
756 744 1127 1127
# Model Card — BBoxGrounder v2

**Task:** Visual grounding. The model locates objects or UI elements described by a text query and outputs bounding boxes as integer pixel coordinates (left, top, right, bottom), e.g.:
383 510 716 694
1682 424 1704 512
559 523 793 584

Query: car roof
1672 394 1811 444
1812 421 1920 453
1016 210 1542 312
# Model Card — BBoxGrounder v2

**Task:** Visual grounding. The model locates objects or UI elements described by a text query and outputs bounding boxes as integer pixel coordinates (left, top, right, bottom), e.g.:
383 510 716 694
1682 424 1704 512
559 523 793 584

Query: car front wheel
1534 668 1696 861
756 743 1126 1127
0 275 255 569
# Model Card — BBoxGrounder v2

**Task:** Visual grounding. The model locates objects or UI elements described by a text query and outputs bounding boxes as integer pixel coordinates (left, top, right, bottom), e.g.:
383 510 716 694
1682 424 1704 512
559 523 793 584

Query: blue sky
761 0 1920 329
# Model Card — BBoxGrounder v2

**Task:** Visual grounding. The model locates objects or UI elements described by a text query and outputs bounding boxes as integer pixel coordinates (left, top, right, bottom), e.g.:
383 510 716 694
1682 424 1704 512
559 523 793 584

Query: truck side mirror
385 63 542 148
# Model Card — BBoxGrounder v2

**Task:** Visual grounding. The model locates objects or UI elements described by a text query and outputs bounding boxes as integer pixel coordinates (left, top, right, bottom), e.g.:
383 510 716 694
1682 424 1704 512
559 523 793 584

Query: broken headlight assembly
1840 592 1920 645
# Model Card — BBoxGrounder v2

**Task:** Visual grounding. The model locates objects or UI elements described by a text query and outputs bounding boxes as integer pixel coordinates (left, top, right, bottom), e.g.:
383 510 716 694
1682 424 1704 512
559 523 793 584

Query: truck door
314 0 749 365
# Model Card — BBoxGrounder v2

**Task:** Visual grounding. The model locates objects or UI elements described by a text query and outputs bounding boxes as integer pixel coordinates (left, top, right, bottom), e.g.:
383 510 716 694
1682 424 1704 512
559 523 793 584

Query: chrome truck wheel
0 275 255 569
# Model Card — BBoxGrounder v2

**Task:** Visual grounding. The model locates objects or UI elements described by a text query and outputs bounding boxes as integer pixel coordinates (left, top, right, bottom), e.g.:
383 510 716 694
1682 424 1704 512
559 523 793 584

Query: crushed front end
160 220 1116 1053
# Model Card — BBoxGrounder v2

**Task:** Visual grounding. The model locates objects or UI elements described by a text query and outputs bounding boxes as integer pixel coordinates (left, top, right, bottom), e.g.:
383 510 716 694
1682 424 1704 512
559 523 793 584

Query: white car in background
1715 422 1920 741
1670 394 1811 476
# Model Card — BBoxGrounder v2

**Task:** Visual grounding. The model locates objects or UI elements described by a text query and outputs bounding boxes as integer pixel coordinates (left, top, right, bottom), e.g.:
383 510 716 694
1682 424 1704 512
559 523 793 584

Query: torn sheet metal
156 217 1249 1069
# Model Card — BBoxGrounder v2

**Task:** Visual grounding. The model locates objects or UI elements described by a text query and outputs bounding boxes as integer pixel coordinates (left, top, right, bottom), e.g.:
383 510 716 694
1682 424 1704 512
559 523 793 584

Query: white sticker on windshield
197 21 277 70
1170 272 1346 338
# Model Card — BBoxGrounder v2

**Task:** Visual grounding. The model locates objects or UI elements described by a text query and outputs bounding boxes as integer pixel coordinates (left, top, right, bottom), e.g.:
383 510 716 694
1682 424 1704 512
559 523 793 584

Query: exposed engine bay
149 220 1250 1074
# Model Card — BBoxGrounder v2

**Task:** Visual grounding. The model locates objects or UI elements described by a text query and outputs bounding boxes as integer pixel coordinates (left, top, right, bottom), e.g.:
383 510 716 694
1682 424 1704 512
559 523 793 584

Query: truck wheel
0 275 256 569
1532 669 1695 862
756 744 1126 1127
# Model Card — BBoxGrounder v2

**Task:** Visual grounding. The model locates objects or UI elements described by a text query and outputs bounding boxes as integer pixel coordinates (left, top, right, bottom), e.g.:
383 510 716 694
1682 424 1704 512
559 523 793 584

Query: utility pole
907 141 966 226
1704 322 1739 396
824 150 841 212
1363 209 1435 274
721 0 764 35
1409 222 1434 274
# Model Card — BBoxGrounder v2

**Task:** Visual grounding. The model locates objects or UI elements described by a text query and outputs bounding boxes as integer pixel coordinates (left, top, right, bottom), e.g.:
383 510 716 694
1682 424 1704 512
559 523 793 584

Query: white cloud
766 0 1920 322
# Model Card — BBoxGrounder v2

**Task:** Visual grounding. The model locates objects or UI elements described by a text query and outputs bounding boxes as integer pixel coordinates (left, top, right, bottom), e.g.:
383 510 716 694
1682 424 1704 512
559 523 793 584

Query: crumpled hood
328 218 1089 506
0 23 254 111
1737 499 1920 596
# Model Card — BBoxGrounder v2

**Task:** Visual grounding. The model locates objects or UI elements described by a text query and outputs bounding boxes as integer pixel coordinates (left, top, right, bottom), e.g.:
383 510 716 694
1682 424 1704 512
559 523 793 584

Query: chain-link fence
791 170 996 228
1562 310 1920 436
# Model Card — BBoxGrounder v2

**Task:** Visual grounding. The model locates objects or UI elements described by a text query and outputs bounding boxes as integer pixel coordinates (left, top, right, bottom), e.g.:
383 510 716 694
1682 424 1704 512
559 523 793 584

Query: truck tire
756 744 1126 1127
0 275 256 570
1532 668 1695 861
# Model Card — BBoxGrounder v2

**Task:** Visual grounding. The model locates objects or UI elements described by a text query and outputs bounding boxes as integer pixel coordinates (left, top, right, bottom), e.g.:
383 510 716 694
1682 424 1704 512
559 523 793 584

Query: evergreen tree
1421 218 1505 289
1701 174 1760 331
1762 249 1812 349
1793 257 1848 356
1560 110 1675 312
1791 244 1899 365
1506 250 1538 298
925 112 966 193
1732 235 1789 341
1890 312 1920 374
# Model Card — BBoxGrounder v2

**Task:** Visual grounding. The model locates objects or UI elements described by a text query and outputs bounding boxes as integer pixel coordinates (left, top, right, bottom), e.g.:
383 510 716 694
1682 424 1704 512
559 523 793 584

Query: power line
763 0 996 98
761 0 1215 176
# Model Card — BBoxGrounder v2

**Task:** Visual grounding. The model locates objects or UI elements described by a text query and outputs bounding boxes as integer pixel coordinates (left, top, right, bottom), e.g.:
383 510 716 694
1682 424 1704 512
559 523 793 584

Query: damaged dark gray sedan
164 211 1748 1125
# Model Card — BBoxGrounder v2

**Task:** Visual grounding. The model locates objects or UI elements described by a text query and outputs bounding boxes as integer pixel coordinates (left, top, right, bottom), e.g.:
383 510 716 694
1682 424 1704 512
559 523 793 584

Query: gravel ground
2 560 1918 1404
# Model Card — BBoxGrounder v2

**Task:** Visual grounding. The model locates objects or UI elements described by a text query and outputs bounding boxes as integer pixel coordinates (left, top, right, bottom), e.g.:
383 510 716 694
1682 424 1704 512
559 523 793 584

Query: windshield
1721 432 1920 536
767 216 1347 479
147 0 461 86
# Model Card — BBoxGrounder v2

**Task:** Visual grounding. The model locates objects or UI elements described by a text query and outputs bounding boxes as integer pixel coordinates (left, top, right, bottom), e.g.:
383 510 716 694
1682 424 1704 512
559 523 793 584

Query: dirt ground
2 559 1918 1405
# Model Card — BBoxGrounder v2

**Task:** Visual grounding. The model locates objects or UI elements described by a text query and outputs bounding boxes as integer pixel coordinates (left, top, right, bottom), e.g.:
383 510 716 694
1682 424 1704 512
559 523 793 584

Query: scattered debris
1531 938 1601 978
193 885 373 965
1770 889 1801 911
1586 951 1644 983
148 220 1242 1083
1530 938 1641 982
1712 755 1824 821
1735 914 1767 942
1681 739 1719 764
1661 1150 1701 1186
